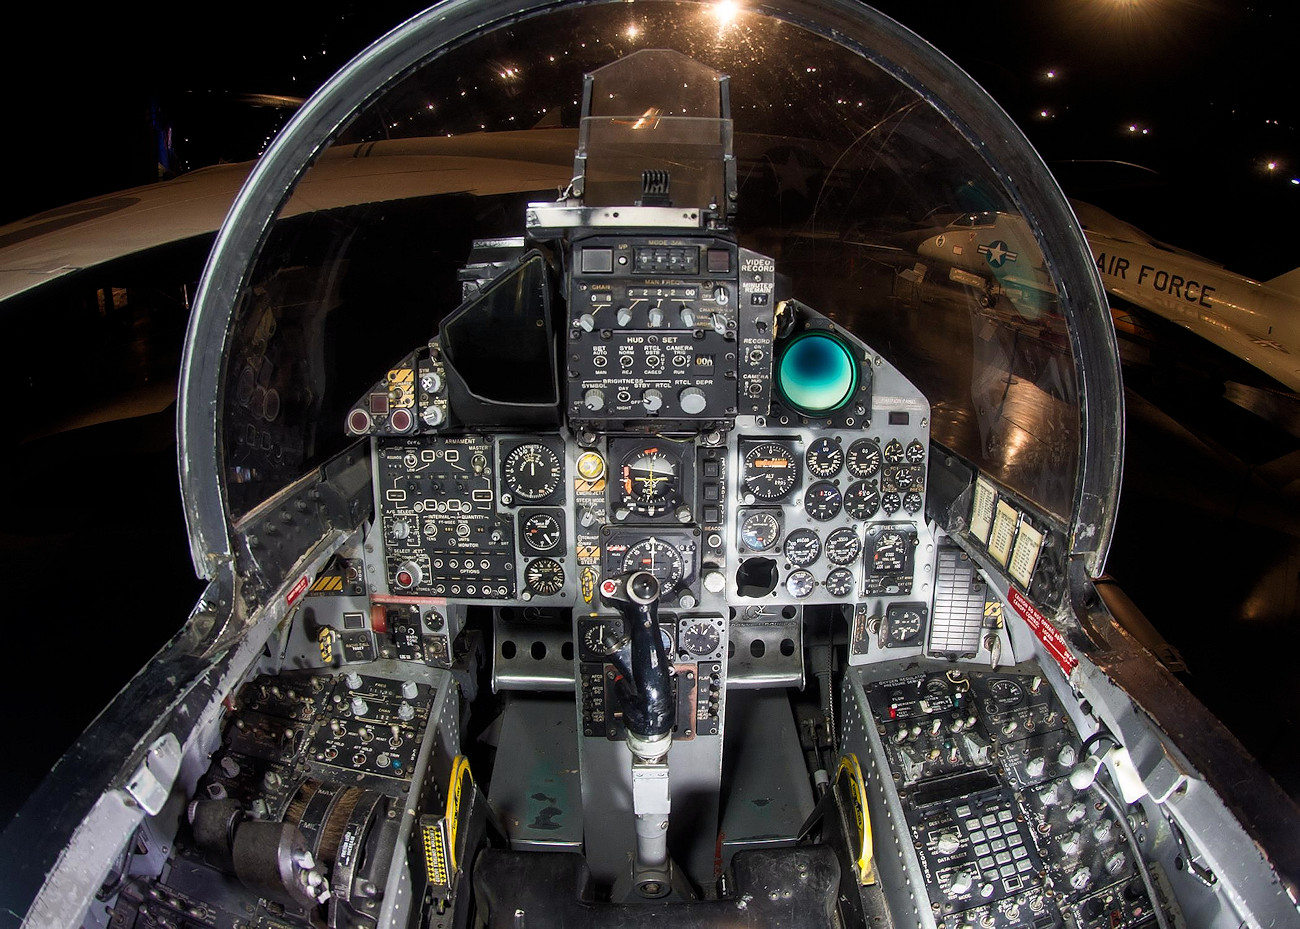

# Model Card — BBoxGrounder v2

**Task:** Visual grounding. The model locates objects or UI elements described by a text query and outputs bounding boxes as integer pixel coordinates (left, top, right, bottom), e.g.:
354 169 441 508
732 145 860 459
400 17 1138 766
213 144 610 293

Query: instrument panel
360 232 937 661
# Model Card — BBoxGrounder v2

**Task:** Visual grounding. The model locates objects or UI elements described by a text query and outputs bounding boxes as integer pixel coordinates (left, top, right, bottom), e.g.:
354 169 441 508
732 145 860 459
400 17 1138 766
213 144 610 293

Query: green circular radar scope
776 331 859 415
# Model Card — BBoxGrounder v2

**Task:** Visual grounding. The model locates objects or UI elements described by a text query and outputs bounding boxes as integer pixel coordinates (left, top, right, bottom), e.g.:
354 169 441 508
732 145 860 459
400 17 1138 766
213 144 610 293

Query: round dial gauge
887 607 924 645
882 438 905 464
846 439 881 479
783 528 821 567
619 447 680 515
739 511 781 552
824 568 854 598
988 679 1025 708
805 437 844 478
881 491 902 514
902 491 923 514
825 527 862 565
906 440 926 464
872 529 909 572
786 569 816 599
843 481 880 520
804 481 843 521
742 442 800 501
522 512 562 552
679 618 722 657
925 676 950 697
582 619 619 658
504 443 562 501
620 537 685 594
525 558 565 596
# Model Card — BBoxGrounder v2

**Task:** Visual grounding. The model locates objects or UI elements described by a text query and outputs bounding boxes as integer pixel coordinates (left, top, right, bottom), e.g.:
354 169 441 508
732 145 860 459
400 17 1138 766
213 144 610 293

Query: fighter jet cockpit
5 1 1298 927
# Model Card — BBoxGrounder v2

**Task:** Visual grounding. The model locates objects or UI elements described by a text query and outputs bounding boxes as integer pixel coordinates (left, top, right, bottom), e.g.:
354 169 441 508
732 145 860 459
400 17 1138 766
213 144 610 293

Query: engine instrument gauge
902 491 923 515
785 569 816 599
804 481 843 521
825 527 862 565
739 510 781 552
881 491 902 514
679 618 722 657
503 443 562 502
906 440 926 464
824 568 854 598
620 537 685 594
525 558 565 596
520 512 563 553
619 446 681 516
846 439 881 479
742 441 800 501
783 528 821 567
805 437 844 478
843 481 880 520
882 438 905 464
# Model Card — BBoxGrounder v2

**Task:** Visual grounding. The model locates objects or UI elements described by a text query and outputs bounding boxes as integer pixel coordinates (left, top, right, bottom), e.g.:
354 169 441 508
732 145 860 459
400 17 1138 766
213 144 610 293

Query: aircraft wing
0 130 581 305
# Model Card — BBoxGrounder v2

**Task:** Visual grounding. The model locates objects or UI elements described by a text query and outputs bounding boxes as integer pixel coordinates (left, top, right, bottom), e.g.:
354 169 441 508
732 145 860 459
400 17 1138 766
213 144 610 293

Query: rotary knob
345 671 363 690
397 702 415 721
401 680 419 699
350 696 370 717
584 389 606 412
679 305 697 327
647 306 665 328
389 519 412 541
394 561 423 590
679 386 707 414
420 404 445 427
642 389 664 413
935 832 962 856
948 869 973 896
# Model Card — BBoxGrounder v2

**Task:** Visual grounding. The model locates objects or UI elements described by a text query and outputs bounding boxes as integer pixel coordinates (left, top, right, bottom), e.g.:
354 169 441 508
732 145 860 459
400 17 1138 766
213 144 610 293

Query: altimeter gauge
742 441 800 501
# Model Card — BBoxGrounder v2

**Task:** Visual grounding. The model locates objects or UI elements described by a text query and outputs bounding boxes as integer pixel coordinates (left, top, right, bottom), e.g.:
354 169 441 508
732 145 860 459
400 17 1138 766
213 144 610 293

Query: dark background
1 0 1297 825
7 2 1297 275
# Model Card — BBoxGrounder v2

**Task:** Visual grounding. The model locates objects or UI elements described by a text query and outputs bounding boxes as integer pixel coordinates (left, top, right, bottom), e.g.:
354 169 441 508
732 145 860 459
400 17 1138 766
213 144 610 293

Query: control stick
599 571 681 898
599 572 676 751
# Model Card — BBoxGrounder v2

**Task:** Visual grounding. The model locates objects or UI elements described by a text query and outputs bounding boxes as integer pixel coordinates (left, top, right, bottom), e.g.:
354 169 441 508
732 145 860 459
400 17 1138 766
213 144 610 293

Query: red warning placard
1008 587 1077 675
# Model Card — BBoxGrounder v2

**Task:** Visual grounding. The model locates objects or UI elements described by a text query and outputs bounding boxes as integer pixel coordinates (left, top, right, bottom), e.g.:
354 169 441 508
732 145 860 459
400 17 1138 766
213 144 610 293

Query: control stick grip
600 572 676 739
